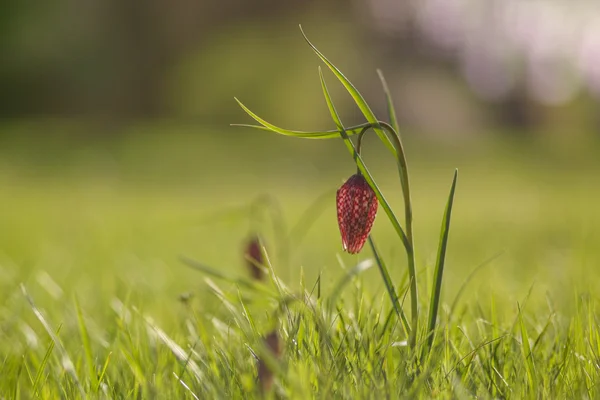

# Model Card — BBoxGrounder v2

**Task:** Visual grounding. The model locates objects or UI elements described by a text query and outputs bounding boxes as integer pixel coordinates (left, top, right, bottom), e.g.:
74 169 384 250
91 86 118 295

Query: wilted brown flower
336 173 378 254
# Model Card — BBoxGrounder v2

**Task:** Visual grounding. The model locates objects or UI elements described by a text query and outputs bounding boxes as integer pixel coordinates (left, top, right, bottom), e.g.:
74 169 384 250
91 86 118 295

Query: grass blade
377 70 400 136
74 296 99 390
368 236 411 336
97 352 112 392
300 26 396 155
425 169 458 353
518 303 538 390
21 284 85 398
32 332 56 397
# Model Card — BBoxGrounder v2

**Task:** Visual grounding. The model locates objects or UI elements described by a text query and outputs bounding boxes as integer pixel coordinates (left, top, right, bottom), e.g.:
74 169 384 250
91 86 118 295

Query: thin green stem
357 120 417 349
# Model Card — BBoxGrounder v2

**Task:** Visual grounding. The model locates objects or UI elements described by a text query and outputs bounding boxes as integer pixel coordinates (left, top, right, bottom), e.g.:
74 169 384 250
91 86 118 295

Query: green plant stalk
425 170 458 356
358 121 418 348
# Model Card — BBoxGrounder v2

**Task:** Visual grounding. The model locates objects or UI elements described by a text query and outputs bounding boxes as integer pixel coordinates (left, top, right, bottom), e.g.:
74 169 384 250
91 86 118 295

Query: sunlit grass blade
444 335 507 379
144 315 204 382
518 303 538 390
377 70 400 137
317 67 409 250
368 236 411 336
74 296 99 390
21 284 84 398
97 352 112 392
32 331 56 397
425 169 458 354
232 101 367 138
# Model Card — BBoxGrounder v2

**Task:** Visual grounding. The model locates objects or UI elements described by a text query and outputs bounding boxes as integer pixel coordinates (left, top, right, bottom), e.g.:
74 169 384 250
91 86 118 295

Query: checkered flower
336 173 378 254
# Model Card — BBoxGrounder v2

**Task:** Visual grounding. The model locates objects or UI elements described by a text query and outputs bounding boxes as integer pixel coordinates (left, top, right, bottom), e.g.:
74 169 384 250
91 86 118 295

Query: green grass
1 124 600 398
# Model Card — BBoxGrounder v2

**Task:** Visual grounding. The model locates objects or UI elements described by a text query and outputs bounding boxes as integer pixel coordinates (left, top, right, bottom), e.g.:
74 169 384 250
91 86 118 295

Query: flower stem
357 121 418 349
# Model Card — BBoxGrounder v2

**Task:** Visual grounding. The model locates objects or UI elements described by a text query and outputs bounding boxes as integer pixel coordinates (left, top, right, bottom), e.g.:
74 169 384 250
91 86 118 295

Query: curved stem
355 126 370 174
359 120 418 349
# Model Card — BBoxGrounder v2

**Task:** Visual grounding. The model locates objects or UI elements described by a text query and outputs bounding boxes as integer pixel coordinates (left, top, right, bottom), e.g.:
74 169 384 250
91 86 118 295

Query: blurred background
1 0 600 313
3 0 600 132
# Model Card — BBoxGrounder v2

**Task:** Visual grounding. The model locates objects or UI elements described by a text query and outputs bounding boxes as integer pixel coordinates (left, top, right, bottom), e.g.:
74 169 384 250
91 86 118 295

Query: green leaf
75 297 99 390
300 26 396 156
368 236 411 336
377 70 400 137
232 100 367 138
32 332 56 397
425 169 458 354
519 303 538 390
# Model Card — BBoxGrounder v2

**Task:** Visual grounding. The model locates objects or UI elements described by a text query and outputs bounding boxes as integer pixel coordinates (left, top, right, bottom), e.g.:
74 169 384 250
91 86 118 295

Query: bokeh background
2 0 600 315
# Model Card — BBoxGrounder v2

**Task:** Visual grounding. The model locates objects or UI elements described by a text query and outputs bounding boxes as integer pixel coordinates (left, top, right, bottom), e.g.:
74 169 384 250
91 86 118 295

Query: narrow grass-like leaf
32 334 56 396
173 372 200 400
444 335 507 379
144 315 204 382
231 123 368 138
233 101 367 138
97 352 112 391
21 284 84 398
74 296 99 390
377 70 400 138
300 26 396 155
532 312 554 354
368 236 411 336
518 303 538 390
426 169 458 354
121 348 146 387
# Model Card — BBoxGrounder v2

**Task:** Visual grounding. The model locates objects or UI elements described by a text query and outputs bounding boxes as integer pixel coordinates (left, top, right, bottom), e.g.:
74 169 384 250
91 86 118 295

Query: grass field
1 123 600 398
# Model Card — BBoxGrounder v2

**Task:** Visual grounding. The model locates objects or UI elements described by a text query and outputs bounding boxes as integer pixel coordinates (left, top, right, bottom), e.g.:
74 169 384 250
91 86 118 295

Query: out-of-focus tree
359 0 600 132
0 0 333 118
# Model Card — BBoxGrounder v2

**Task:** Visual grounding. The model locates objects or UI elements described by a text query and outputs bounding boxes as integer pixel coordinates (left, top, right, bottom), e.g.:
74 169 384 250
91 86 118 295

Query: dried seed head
336 173 378 254
244 235 264 280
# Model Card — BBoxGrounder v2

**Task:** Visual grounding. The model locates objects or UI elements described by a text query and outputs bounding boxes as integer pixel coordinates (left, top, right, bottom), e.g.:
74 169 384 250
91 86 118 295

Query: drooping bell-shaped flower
336 173 378 254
